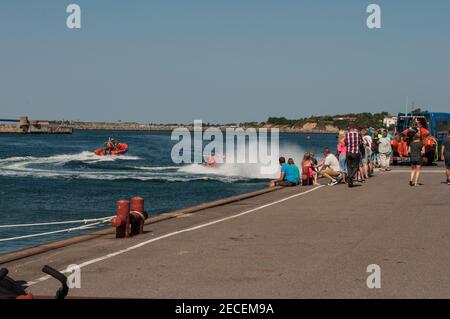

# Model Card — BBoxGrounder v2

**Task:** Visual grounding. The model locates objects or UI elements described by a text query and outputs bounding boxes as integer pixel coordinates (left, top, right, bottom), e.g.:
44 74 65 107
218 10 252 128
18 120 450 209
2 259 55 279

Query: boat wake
0 143 306 183
0 152 262 182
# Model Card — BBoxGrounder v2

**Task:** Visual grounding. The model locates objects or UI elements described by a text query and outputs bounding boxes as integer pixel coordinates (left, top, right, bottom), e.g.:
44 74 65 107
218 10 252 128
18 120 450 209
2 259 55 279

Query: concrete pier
0 165 449 298
0 117 73 134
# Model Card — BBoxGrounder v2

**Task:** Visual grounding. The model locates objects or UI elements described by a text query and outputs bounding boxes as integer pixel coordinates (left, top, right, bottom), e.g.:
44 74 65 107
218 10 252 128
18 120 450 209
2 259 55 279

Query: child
302 153 319 186
409 134 424 186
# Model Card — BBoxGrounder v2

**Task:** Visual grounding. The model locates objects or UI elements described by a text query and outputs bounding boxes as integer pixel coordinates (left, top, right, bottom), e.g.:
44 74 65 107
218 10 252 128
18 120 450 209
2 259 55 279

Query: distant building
383 116 397 128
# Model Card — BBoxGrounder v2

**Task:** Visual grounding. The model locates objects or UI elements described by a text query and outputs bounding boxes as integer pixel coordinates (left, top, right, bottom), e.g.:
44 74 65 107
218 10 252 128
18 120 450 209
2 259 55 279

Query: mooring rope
0 220 109 242
0 216 114 229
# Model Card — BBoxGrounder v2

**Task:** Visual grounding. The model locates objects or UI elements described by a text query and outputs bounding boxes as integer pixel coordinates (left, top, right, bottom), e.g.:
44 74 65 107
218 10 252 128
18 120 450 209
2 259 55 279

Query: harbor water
0 131 337 254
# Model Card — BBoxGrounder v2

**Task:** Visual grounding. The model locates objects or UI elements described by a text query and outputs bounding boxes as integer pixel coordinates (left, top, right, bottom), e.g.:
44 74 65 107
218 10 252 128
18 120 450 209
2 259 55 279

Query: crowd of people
270 123 450 188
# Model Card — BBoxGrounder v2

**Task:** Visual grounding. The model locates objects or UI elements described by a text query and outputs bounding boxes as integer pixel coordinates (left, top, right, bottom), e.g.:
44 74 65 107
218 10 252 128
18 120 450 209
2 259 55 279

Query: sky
0 0 449 123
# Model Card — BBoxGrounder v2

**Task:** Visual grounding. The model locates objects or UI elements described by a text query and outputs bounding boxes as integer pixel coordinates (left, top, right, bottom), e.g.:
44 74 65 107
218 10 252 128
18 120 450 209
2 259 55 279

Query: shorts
411 160 421 166
445 159 450 170
361 153 369 165
277 181 297 187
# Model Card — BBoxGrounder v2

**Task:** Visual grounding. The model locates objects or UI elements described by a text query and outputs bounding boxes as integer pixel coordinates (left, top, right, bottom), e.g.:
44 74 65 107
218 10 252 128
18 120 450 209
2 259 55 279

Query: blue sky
0 0 449 123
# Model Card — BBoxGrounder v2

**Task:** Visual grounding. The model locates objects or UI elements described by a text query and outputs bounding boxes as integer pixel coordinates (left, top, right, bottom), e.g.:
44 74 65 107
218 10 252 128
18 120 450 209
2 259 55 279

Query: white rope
0 216 114 229
0 221 106 242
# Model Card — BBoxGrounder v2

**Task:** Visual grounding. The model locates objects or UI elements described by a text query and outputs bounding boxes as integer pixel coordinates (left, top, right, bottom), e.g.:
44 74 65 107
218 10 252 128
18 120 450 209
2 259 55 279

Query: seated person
288 158 301 186
269 157 299 187
206 154 218 167
104 137 118 154
309 151 319 173
316 147 342 186
301 153 319 186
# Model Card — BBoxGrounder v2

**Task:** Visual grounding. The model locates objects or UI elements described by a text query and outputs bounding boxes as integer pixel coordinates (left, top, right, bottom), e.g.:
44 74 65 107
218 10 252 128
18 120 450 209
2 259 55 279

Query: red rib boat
94 143 129 156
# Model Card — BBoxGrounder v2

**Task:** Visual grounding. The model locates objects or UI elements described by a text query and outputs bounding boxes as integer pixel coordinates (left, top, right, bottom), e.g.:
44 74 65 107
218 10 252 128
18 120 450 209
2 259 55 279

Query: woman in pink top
301 153 319 186
337 132 347 184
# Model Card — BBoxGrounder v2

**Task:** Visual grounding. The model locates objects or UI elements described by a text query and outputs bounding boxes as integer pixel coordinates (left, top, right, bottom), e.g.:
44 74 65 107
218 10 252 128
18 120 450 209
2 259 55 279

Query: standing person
337 132 347 183
416 119 430 140
344 124 362 188
391 134 401 158
378 131 392 171
316 148 341 186
363 130 374 177
408 135 424 186
371 132 380 168
358 129 370 180
357 133 366 183
441 129 450 185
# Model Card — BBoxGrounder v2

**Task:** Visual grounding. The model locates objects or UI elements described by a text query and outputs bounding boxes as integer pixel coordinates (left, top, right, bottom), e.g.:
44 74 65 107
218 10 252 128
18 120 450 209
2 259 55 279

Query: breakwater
53 121 340 134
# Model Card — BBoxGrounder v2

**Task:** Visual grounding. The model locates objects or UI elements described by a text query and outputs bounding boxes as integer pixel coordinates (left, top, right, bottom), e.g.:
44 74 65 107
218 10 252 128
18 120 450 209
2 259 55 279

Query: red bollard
112 200 130 238
129 197 147 236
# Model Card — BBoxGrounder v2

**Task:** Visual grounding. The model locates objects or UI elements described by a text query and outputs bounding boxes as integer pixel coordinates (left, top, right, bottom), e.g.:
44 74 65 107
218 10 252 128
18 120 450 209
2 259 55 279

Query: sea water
0 131 337 254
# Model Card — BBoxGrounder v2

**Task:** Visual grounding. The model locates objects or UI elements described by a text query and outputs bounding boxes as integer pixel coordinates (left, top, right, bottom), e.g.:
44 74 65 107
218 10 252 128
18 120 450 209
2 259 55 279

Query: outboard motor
0 265 69 299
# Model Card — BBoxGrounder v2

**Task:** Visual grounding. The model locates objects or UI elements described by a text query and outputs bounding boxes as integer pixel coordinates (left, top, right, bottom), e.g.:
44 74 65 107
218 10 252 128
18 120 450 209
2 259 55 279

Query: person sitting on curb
269 157 299 187
302 153 319 186
288 158 301 186
316 147 342 186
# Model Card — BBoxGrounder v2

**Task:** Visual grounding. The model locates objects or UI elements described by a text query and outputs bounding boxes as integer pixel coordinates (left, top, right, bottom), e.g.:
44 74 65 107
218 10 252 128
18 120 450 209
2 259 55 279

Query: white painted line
380 170 445 174
27 186 324 286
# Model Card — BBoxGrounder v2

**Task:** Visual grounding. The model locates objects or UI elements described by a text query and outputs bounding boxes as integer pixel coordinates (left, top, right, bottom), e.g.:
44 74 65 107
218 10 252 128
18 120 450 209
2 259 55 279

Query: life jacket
398 140 409 157
391 139 400 153
424 136 436 147
418 127 430 137
423 136 437 152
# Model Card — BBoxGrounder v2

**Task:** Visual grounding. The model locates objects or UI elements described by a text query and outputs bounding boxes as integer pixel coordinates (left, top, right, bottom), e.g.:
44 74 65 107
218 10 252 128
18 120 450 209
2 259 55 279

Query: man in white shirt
317 148 342 186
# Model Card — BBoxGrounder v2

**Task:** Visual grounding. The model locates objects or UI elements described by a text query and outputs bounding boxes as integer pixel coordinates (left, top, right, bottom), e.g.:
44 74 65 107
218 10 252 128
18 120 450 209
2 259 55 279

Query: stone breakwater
0 124 73 134
52 121 340 133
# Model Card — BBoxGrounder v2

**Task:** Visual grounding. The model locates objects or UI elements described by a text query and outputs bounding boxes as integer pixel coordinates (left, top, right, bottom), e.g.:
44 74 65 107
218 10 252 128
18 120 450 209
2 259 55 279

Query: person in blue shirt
288 158 301 185
269 157 299 187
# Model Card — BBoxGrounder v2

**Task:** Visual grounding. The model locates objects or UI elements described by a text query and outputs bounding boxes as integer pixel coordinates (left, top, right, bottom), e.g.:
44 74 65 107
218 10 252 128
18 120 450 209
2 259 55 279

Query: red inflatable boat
94 143 129 156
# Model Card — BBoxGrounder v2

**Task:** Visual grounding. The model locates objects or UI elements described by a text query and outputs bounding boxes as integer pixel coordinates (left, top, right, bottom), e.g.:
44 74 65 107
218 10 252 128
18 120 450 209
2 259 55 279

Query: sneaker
347 179 354 188
328 179 339 186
